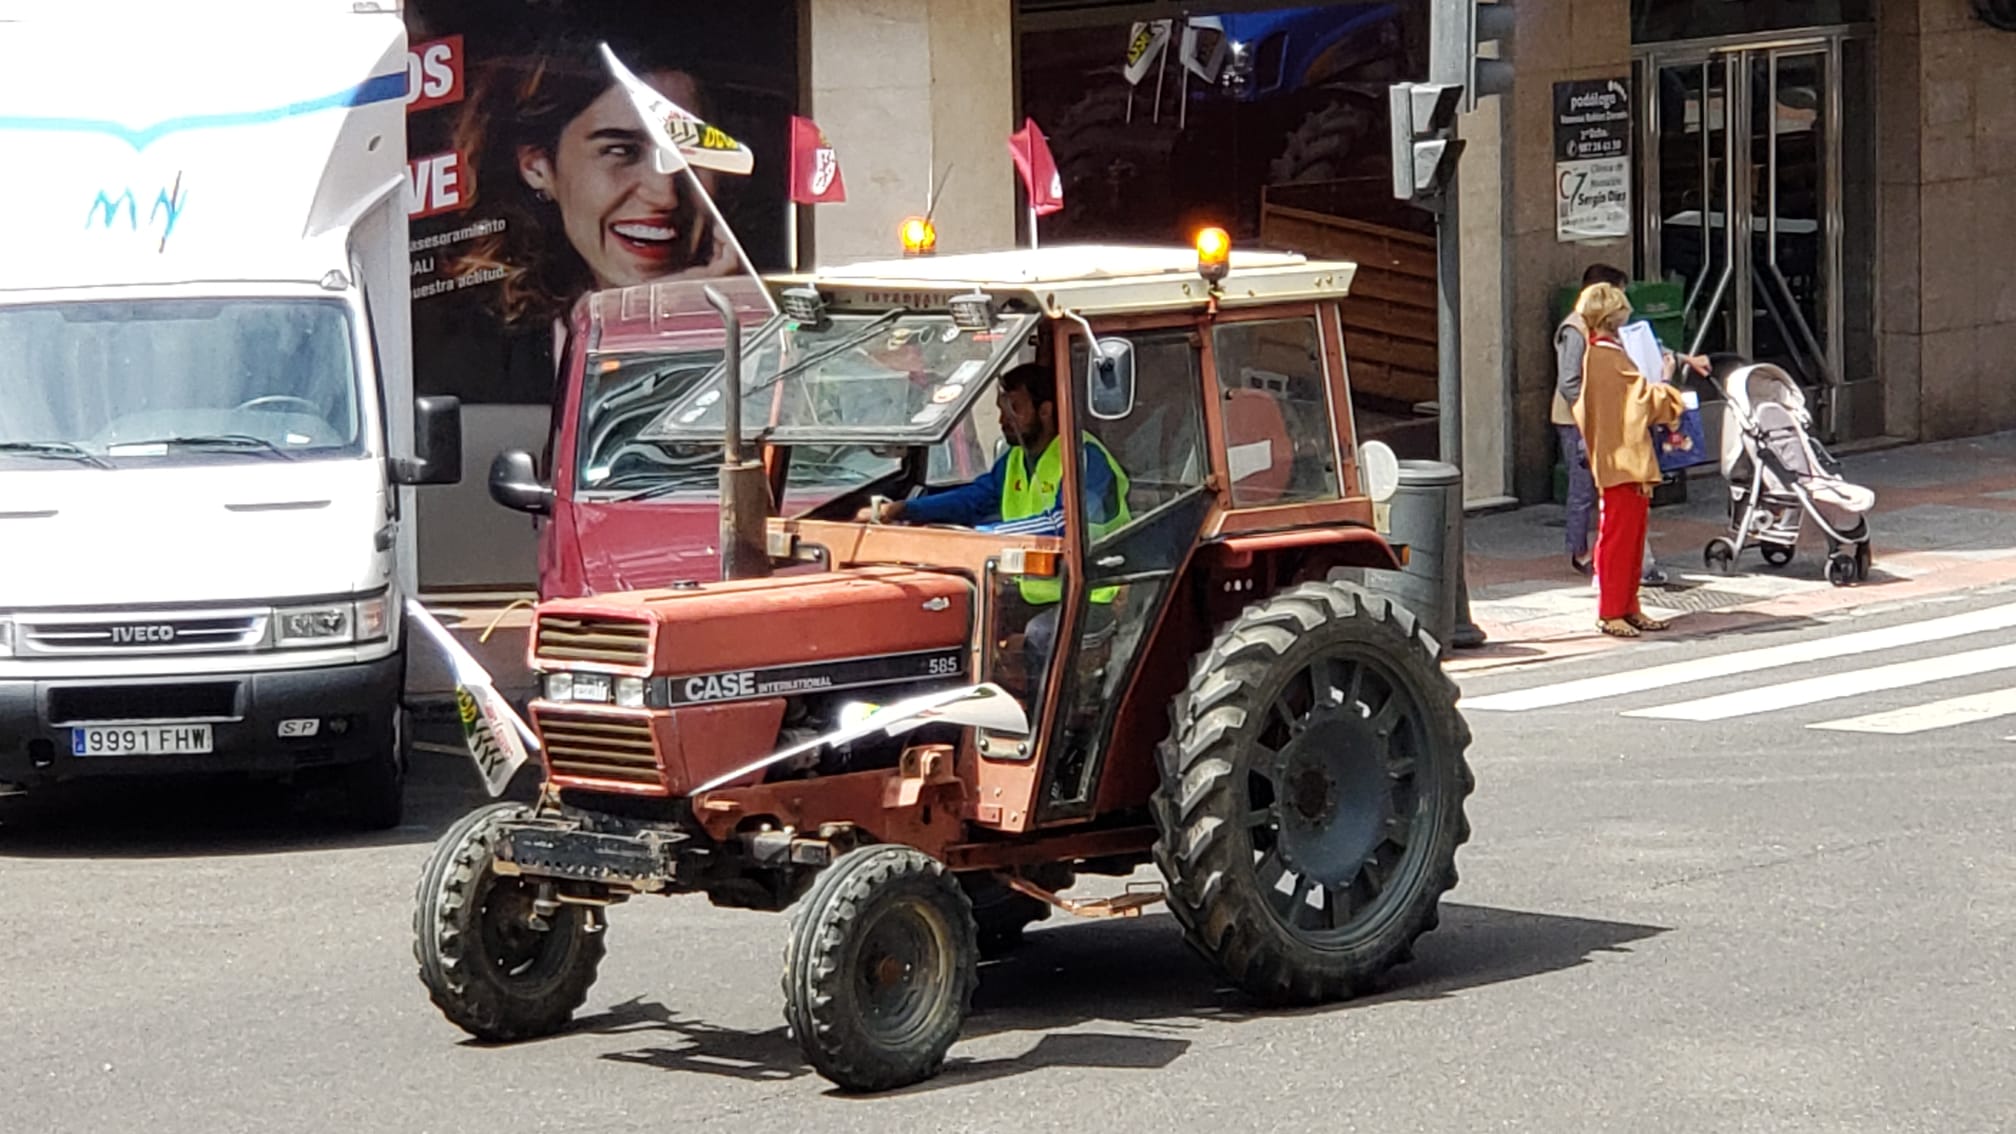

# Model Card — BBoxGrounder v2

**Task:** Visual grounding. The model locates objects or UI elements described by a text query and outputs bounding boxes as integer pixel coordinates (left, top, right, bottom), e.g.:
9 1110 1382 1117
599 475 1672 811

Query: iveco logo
110 624 176 644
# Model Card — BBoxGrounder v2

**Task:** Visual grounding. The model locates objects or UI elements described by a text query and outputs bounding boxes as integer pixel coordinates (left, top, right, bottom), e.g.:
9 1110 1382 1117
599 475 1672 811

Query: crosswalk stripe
1808 687 2016 734
1461 601 2016 712
1623 644 2016 722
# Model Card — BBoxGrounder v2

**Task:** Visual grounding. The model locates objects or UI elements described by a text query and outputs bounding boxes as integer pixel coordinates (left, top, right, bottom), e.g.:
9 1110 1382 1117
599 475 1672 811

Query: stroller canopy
1719 363 1807 478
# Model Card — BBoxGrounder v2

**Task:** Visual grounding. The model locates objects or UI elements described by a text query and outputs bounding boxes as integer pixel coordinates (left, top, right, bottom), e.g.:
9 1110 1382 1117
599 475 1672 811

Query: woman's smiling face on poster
517 68 714 289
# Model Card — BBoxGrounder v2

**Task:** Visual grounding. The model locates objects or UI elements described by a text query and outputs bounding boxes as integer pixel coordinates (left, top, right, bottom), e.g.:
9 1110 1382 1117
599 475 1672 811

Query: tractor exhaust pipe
704 285 772 581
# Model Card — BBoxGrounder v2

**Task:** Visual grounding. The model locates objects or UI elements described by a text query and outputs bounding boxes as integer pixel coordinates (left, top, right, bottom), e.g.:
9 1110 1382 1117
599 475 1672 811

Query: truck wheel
414 802 606 1042
1152 581 1473 1004
782 844 977 1092
336 707 406 831
1049 84 1180 236
1268 96 1381 185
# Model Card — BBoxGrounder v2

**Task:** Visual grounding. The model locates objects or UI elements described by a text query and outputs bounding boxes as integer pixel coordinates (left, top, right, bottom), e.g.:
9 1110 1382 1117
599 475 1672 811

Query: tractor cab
629 240 1402 822
416 238 1465 1097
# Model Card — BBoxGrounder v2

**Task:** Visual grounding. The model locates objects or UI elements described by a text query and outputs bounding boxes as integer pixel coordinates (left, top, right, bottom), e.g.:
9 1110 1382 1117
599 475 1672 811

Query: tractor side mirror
488 449 553 515
1086 337 1136 420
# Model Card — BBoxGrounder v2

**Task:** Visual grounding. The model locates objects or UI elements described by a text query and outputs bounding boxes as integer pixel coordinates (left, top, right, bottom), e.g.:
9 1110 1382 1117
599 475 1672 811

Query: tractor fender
1200 526 1406 574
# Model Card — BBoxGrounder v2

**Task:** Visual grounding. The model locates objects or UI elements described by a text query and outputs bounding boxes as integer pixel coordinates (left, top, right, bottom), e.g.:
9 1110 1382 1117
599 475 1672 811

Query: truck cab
487 278 998 599
0 4 459 826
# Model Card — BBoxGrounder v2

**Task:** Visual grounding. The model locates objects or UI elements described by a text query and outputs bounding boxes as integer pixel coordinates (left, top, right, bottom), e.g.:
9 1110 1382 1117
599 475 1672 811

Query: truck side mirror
488 449 553 516
393 395 463 486
1087 338 1136 420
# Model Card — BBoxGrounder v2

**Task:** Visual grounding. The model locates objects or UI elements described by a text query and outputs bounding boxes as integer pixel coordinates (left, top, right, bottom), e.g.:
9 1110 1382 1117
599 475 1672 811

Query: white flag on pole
600 44 756 176
405 599 535 798
1179 16 1229 83
1122 20 1173 86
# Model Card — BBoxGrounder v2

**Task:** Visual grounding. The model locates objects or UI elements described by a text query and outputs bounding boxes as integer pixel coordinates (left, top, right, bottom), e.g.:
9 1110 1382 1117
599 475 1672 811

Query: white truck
0 2 460 827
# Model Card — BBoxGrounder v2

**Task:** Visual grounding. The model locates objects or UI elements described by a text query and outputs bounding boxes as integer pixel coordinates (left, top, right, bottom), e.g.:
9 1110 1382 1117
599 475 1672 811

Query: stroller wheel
1705 538 1737 574
1826 555 1857 587
1760 543 1795 568
1854 541 1873 582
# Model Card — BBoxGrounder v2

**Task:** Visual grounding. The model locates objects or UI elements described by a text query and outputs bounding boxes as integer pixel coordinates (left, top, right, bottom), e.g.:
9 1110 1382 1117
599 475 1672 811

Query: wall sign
1553 78 1632 243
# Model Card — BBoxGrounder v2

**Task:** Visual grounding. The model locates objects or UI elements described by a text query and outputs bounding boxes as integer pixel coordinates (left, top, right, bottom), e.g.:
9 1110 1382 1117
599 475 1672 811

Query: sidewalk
411 432 2016 697
1450 430 2016 675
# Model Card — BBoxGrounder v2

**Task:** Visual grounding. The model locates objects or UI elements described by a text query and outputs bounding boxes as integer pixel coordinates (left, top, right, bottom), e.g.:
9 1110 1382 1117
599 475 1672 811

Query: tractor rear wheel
1152 581 1473 1004
413 803 606 1041
783 844 978 1092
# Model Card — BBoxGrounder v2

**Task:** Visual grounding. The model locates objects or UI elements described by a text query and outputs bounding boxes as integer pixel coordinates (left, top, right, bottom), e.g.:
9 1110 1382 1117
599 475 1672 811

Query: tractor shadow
580 902 1667 1094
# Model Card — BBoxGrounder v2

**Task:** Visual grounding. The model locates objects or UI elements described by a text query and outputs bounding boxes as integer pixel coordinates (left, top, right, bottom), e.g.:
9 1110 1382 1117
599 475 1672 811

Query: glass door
1636 34 1874 440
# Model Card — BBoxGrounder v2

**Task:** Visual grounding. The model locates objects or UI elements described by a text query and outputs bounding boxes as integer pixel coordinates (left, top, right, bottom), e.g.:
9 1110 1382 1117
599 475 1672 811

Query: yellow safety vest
1002 435 1131 605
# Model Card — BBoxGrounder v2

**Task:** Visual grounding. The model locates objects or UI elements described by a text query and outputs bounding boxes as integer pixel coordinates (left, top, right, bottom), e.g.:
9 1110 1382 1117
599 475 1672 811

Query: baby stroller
1703 362 1876 586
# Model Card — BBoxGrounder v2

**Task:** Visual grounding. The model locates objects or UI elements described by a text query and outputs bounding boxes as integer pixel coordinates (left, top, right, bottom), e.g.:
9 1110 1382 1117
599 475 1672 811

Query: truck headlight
273 603 353 646
544 672 574 702
354 594 390 642
0 619 12 658
270 594 390 648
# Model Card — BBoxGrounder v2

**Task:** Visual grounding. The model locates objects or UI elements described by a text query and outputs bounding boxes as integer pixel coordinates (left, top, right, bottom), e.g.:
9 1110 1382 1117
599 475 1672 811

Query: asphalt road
6 588 2016 1133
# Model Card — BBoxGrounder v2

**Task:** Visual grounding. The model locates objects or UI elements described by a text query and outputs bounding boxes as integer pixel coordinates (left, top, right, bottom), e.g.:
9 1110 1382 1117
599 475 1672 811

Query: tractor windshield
639 309 1039 446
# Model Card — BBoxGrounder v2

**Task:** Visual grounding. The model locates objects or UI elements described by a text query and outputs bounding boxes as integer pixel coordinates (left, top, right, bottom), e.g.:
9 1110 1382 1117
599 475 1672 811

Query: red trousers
1596 484 1651 620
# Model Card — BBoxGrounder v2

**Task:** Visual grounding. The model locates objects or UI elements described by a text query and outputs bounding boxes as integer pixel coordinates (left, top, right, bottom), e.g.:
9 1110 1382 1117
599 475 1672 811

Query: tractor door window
1212 318 1341 507
1068 329 1209 515
1038 328 1213 816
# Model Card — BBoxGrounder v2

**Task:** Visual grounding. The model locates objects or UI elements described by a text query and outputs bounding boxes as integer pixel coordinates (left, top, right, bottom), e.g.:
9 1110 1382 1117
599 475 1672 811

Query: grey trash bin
1341 460 1462 655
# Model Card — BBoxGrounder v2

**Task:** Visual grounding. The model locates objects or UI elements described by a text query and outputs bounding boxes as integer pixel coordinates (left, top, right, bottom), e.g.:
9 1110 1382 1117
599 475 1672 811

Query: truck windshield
578 351 991 508
0 298 361 466
641 310 1038 446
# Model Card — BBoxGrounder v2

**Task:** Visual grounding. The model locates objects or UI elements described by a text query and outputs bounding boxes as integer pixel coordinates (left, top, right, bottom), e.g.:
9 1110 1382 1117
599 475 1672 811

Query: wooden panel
1259 199 1441 411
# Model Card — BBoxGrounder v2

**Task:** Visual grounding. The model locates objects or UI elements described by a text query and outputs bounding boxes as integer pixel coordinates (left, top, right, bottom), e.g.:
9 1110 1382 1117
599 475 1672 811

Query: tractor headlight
1359 441 1401 504
543 671 631 705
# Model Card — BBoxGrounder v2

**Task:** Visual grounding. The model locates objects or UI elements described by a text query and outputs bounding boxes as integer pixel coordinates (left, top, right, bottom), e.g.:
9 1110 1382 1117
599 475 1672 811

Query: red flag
789 116 847 204
1007 118 1063 216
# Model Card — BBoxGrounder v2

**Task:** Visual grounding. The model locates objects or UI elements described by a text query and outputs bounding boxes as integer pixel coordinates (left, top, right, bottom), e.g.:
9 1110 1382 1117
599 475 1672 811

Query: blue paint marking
84 171 190 251
0 70 406 150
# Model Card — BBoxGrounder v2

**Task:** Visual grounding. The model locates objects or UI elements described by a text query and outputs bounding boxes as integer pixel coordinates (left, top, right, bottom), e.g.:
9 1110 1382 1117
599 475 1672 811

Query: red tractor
414 237 1473 1093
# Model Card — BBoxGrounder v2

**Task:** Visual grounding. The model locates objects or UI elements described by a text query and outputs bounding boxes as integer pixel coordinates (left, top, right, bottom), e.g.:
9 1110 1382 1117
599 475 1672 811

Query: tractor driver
856 362 1131 697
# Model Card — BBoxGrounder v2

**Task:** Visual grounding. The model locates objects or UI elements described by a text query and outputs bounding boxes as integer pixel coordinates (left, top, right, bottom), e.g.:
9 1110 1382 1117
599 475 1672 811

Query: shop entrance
1634 32 1878 440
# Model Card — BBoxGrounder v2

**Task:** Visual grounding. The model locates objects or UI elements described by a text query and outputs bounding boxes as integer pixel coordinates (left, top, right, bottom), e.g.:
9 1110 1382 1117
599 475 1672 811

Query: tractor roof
770 244 1358 316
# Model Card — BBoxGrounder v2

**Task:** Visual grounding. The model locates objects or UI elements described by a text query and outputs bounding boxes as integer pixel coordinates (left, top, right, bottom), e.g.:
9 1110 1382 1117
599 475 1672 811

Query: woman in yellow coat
1570 283 1690 638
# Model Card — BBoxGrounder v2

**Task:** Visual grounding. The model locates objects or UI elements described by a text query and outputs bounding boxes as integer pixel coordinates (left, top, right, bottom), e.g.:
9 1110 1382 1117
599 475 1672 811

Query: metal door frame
1634 27 1860 436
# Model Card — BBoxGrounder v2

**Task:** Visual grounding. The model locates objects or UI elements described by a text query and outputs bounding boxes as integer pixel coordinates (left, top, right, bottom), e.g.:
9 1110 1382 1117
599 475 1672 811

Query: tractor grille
535 709 665 793
535 614 651 668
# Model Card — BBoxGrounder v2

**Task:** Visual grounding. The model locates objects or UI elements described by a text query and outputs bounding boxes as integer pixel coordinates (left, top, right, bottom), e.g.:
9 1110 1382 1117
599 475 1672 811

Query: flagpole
786 202 799 273
1152 36 1168 123
680 166 777 315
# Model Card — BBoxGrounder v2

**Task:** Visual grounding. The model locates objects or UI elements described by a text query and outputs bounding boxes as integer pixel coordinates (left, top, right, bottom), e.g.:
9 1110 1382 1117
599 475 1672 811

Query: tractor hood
531 567 975 692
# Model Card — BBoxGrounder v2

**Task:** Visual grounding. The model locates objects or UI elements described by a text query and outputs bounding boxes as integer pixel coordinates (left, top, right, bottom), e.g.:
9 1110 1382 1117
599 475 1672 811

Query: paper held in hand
1620 320 1667 385
404 599 537 797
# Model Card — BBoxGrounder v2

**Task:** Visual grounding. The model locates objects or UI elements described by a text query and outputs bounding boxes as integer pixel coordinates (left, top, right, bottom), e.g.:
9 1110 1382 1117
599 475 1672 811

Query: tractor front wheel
783 845 978 1092
1152 581 1473 1004
413 803 607 1042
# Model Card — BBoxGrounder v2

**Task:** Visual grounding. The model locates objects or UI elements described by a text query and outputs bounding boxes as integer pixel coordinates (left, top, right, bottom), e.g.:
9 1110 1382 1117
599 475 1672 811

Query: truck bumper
0 654 403 789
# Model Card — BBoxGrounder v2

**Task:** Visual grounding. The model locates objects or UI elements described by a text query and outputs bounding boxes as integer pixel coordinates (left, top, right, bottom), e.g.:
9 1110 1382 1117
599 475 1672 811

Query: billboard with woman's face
402 1 798 406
